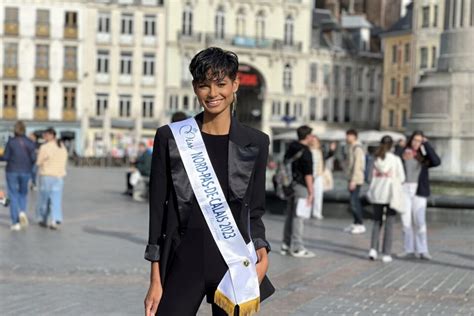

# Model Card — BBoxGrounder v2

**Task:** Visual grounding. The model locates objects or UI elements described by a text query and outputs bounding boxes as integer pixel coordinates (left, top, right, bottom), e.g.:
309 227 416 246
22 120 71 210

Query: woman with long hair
144 47 273 316
367 136 405 263
398 131 441 260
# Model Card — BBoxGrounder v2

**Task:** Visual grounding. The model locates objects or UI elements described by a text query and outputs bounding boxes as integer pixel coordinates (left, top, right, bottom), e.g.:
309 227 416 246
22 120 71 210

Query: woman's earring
232 92 237 116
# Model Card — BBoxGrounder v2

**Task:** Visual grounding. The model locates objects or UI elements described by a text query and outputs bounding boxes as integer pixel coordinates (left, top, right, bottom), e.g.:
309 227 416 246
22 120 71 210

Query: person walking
36 128 68 229
367 136 405 263
344 129 366 234
144 47 273 316
398 131 441 260
281 125 315 258
2 121 36 231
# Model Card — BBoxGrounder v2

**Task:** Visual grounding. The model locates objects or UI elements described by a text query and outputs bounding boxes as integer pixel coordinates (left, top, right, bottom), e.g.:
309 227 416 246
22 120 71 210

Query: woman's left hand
255 248 269 284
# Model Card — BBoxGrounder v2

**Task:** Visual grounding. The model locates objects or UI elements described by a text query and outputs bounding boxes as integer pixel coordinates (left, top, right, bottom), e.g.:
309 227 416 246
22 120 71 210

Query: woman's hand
255 248 269 284
144 280 162 316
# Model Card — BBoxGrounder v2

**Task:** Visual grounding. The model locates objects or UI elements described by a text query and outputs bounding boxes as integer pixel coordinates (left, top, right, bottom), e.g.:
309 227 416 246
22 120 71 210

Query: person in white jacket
367 136 406 263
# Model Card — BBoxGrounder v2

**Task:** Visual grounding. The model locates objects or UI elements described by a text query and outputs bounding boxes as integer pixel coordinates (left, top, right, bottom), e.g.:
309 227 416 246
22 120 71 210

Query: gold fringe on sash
214 290 260 316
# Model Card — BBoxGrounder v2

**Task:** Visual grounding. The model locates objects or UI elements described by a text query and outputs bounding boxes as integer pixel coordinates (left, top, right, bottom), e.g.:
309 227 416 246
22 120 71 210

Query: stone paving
0 167 473 315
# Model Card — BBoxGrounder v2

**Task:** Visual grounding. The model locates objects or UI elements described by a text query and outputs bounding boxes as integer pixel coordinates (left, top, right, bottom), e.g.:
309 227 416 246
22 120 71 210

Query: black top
284 141 313 187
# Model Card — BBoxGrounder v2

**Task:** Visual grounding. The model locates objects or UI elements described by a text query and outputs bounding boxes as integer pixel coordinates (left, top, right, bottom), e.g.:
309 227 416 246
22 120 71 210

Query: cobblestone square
1 167 473 315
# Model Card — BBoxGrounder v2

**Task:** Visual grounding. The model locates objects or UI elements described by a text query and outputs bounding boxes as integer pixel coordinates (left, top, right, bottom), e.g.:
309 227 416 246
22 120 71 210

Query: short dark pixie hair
297 125 313 141
189 47 239 84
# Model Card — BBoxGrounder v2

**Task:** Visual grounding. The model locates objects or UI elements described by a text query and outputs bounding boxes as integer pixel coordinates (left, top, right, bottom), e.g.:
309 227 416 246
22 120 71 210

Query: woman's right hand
144 281 163 316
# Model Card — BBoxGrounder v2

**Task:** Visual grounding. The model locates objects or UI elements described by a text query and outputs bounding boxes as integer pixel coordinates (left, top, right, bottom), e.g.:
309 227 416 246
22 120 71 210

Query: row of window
96 94 155 118
97 12 157 37
445 0 474 29
387 108 408 128
3 85 76 110
181 4 294 45
391 43 410 64
96 51 155 76
390 76 411 96
309 63 377 92
271 97 377 123
3 44 77 70
421 5 439 28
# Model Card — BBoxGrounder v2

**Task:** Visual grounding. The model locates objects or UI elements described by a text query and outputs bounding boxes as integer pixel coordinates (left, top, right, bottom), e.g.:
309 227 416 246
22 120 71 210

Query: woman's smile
205 98 224 108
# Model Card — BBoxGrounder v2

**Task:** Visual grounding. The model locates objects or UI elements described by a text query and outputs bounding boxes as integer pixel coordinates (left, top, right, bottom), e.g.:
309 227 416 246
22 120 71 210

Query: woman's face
193 75 239 116
411 135 423 151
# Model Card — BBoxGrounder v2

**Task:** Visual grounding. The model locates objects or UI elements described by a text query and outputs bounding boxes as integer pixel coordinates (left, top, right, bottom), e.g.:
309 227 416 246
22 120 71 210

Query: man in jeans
345 129 366 234
281 125 315 258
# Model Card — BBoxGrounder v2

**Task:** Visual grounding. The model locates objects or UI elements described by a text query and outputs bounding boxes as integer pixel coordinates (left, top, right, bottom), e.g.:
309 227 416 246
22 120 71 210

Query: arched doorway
236 64 265 130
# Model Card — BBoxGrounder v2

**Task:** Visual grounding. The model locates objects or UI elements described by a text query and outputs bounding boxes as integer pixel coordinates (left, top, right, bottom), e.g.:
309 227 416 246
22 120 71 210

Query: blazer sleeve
249 135 271 252
422 142 441 168
144 129 169 262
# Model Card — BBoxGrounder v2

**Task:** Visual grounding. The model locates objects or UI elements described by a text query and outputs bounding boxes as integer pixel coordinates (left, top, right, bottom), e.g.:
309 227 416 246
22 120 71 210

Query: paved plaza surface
0 167 473 315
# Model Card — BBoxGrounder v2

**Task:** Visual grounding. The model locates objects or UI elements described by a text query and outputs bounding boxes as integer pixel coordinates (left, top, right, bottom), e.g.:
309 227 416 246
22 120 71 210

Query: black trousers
157 228 238 316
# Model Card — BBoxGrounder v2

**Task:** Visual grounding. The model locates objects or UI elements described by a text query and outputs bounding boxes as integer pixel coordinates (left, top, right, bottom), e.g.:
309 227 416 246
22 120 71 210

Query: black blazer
144 112 274 299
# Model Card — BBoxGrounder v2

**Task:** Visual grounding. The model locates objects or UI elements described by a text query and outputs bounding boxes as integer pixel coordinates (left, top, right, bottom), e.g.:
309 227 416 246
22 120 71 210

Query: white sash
169 118 260 315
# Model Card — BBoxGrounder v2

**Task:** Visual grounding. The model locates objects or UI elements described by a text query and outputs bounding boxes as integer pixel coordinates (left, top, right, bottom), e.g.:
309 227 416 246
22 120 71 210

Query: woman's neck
202 109 231 135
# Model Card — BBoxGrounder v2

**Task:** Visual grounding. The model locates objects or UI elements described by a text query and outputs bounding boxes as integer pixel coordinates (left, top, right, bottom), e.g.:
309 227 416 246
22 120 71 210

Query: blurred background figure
36 128 68 230
399 131 441 260
0 190 10 207
131 142 152 202
28 132 39 190
2 121 36 231
171 111 188 123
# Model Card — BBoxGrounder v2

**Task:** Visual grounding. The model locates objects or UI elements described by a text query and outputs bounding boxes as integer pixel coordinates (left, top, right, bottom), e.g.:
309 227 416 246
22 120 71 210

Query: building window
183 95 189 110
97 50 109 73
422 6 430 28
98 12 110 33
65 11 77 28
390 78 396 95
272 101 281 116
369 99 376 121
357 67 363 91
182 54 193 83
389 110 395 127
402 109 408 127
333 65 340 88
433 5 438 27
309 97 317 121
344 99 350 122
236 8 246 36
403 76 410 94
420 47 428 69
144 15 156 36
345 66 352 88
36 45 49 68
193 97 200 111
120 52 132 75
64 46 77 70
5 7 19 23
283 64 292 91
323 64 330 87
182 4 193 36
3 85 16 108
256 11 265 40
294 102 303 118
35 86 48 109
431 46 437 68
119 95 131 117
143 54 155 76
333 98 339 122
215 6 225 40
284 102 290 116
310 63 318 83
4 43 18 67
169 95 179 111
392 45 397 63
369 69 375 92
322 98 329 121
284 15 294 45
96 94 108 116
121 13 133 35
37 9 49 27
63 87 76 109
404 43 410 63
357 98 363 121
142 96 154 118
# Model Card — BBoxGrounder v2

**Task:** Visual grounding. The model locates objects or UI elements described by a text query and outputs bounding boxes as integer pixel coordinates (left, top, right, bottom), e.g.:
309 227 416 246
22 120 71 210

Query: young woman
399 131 441 260
3 121 36 231
367 136 405 263
144 47 273 316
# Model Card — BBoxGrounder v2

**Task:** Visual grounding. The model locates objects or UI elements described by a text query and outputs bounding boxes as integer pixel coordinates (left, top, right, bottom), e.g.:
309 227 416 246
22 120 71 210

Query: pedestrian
28 132 39 190
281 125 315 258
398 131 441 260
132 142 152 201
144 47 274 316
344 129 367 234
2 121 36 231
36 127 68 229
367 136 405 263
309 136 324 220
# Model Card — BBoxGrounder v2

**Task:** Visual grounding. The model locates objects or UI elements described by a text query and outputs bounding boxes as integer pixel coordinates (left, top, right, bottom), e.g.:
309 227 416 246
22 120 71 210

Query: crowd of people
1 121 68 231
279 125 441 262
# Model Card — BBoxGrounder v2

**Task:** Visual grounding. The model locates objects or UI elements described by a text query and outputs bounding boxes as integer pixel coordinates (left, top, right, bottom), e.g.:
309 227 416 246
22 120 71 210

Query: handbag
390 177 407 214
322 168 334 192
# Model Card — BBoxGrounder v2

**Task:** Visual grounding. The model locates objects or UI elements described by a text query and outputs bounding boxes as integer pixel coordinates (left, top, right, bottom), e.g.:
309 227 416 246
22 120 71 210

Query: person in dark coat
144 47 273 316
2 121 36 231
398 131 441 260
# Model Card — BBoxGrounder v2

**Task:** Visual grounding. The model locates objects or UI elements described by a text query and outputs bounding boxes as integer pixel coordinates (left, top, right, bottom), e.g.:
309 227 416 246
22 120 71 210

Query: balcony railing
34 108 48 121
3 66 18 78
63 69 77 81
64 26 78 39
35 67 49 79
177 31 203 43
63 109 76 121
36 23 50 37
4 22 18 36
3 107 17 120
204 33 303 52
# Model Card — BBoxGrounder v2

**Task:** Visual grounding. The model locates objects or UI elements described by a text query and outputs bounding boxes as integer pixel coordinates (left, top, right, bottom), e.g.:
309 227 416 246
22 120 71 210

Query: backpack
274 149 304 200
